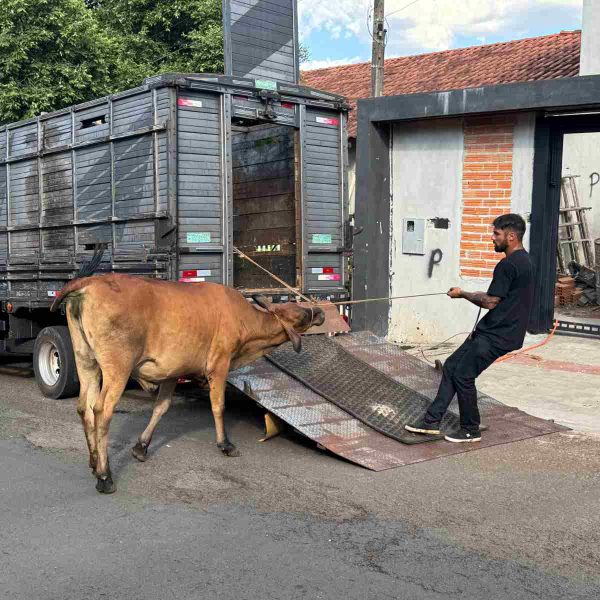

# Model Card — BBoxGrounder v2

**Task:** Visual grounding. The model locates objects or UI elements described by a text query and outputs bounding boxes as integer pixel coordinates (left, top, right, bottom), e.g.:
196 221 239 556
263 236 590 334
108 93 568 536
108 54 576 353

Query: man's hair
493 213 526 241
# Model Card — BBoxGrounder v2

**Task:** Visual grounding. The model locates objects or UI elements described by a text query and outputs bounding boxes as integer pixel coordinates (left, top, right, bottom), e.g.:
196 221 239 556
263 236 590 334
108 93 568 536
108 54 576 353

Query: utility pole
370 0 386 96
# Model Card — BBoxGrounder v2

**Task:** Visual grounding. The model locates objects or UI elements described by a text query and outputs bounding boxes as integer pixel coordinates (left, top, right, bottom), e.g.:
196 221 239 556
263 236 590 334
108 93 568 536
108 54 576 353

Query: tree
0 0 223 124
0 0 121 123
91 0 223 89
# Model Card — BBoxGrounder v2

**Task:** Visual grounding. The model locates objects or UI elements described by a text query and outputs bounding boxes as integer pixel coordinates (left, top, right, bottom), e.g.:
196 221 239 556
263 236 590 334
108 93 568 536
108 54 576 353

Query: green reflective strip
312 234 332 244
255 79 277 91
187 232 211 243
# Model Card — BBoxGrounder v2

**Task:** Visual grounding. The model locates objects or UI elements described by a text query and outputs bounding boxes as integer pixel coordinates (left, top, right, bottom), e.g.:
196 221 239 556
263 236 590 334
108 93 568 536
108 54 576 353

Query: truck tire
33 326 80 399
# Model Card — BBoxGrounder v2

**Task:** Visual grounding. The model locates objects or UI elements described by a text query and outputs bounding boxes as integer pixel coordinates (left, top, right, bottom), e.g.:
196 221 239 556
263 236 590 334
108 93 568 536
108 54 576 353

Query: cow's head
252 296 325 353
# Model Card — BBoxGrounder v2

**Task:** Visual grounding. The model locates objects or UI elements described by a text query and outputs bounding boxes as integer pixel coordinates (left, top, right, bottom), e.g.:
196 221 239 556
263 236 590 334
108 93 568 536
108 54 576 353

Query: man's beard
493 241 508 253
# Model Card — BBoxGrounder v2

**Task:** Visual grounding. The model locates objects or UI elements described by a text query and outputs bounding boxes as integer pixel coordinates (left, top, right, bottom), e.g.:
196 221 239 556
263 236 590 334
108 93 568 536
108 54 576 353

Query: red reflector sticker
318 274 341 281
281 102 295 109
182 270 196 277
316 116 339 126
178 98 203 108
323 267 335 274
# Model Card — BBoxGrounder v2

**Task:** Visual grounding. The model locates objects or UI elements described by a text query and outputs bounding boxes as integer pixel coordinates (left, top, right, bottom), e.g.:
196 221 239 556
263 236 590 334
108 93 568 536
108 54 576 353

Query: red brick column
460 116 514 278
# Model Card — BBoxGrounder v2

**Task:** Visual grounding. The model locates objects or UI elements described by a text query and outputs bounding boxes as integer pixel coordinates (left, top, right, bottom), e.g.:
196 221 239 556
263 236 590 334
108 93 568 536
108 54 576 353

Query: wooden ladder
557 175 594 272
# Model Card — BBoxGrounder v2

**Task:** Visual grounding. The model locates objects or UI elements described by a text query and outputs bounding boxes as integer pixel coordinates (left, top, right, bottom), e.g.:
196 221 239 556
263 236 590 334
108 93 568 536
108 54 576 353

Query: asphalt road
1 357 599 600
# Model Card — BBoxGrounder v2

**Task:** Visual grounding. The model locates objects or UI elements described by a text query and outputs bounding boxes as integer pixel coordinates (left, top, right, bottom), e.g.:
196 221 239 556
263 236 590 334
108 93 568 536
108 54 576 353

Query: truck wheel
33 326 80 399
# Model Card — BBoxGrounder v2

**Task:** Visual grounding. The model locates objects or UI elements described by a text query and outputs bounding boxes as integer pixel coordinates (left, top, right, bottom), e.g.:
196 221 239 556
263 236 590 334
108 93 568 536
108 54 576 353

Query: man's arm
447 288 501 310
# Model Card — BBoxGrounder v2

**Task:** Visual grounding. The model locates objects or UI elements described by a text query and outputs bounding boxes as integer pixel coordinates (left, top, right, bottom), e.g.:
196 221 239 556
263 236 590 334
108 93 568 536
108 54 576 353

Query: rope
233 246 448 306
324 293 447 306
494 320 559 364
233 247 314 303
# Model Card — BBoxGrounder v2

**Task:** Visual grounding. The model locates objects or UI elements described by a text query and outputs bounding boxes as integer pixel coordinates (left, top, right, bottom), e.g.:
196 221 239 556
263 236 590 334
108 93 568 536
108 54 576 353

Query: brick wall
460 116 514 278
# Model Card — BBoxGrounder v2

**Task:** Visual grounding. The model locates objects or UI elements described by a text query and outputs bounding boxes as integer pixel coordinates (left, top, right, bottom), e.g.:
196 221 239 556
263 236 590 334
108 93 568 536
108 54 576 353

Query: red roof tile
302 31 581 137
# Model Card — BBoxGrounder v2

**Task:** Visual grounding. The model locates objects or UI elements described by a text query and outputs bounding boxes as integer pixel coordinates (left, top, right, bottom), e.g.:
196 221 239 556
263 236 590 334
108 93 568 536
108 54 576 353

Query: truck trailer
0 73 350 398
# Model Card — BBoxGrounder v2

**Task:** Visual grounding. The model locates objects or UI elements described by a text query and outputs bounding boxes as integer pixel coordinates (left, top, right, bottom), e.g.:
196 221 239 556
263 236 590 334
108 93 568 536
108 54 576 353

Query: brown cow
50 274 324 494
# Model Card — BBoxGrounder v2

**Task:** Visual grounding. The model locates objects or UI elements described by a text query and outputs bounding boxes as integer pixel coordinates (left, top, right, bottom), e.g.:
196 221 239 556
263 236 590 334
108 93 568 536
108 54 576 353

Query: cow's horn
252 295 271 311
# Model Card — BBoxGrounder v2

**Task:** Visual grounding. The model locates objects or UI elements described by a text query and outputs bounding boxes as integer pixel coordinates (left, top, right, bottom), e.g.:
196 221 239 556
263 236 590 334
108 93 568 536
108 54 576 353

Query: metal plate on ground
267 335 459 444
228 360 412 471
227 331 569 471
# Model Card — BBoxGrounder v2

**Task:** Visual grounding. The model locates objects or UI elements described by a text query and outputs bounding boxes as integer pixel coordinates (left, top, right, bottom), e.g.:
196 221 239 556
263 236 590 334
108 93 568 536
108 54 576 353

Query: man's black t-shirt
475 248 534 351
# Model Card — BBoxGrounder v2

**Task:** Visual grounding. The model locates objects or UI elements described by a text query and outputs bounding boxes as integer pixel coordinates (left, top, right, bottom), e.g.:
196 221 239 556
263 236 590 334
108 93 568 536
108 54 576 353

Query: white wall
389 119 479 344
388 114 536 345
580 0 600 76
562 132 600 244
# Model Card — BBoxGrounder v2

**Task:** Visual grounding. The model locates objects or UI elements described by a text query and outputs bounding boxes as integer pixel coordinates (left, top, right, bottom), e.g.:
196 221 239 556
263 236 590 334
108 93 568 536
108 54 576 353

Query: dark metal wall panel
224 0 299 84
177 253 223 284
8 123 38 159
75 146 111 222
9 159 39 227
176 91 225 282
41 153 72 225
0 163 6 228
43 114 72 150
113 136 155 218
302 107 345 292
10 230 39 258
112 93 154 136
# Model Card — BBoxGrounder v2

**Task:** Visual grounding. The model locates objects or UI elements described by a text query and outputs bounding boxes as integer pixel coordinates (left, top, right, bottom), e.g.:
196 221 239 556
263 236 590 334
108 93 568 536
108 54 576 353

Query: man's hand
447 287 462 299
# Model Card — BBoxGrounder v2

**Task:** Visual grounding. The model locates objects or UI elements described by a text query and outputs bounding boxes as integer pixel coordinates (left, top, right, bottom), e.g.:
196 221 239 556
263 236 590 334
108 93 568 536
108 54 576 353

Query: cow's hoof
96 475 116 494
131 442 148 462
218 442 241 457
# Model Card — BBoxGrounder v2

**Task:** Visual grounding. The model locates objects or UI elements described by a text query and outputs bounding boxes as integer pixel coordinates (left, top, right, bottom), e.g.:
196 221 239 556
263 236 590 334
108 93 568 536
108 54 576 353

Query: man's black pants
424 334 508 433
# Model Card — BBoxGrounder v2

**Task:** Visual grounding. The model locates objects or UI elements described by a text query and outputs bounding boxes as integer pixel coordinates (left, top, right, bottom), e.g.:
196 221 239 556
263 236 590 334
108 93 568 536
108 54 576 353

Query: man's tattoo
460 291 501 310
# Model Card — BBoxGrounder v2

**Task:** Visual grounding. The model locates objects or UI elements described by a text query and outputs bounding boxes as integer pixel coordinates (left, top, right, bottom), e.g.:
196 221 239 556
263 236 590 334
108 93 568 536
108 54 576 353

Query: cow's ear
252 295 271 311
282 323 302 353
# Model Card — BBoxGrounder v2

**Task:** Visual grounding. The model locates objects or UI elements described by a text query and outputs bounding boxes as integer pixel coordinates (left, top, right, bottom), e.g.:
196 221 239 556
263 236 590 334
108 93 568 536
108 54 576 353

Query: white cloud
299 0 582 57
302 56 365 71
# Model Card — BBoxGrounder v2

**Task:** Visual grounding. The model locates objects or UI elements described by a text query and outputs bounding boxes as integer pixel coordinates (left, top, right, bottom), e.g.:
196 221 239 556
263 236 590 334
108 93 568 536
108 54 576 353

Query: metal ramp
227 332 569 471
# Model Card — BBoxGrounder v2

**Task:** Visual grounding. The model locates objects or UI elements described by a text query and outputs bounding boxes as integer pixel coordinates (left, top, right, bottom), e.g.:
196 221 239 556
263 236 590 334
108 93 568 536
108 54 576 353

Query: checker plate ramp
227 332 569 471
267 335 457 444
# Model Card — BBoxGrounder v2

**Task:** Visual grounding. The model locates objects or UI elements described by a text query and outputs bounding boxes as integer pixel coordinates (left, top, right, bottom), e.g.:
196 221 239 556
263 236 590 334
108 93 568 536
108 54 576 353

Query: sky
299 0 583 70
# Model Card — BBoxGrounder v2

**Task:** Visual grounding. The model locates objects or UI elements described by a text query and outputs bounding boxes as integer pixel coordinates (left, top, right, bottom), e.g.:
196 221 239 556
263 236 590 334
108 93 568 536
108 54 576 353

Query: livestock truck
0 73 351 398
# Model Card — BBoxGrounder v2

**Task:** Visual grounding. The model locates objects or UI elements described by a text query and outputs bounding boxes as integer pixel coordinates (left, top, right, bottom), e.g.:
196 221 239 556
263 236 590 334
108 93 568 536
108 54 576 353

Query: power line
386 0 423 19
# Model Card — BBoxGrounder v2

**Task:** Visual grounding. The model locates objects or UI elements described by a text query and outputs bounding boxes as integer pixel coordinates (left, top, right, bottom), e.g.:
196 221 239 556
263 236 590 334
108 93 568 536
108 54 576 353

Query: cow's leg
93 370 130 494
76 363 102 473
207 361 239 457
67 307 101 473
132 379 177 462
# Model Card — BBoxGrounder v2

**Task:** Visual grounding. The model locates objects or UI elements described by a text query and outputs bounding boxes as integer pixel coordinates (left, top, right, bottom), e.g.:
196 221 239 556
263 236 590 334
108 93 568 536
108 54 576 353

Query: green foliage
0 0 224 124
92 0 223 89
0 0 120 123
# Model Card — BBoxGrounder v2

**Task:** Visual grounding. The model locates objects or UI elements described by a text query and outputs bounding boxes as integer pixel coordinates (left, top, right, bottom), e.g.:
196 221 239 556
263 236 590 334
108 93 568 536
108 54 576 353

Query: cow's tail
50 246 105 312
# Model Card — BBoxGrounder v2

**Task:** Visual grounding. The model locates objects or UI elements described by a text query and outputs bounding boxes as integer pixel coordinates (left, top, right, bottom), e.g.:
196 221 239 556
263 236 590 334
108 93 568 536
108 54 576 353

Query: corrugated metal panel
1 86 175 301
8 123 38 159
43 114 71 150
176 90 225 284
302 107 345 292
9 159 39 227
75 145 111 222
41 153 72 225
224 0 299 84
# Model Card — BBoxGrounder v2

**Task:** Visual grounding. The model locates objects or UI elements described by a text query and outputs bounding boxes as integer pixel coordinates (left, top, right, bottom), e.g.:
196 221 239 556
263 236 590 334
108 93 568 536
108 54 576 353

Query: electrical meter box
402 218 425 255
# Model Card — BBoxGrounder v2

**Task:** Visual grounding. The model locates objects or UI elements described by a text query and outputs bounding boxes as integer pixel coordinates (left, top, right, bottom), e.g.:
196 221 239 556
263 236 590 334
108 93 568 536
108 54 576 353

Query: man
405 213 534 443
